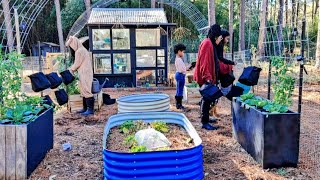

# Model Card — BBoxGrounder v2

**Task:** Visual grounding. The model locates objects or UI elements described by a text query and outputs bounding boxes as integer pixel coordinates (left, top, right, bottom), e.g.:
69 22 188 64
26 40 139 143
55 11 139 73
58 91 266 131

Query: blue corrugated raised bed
103 112 203 180
117 94 170 113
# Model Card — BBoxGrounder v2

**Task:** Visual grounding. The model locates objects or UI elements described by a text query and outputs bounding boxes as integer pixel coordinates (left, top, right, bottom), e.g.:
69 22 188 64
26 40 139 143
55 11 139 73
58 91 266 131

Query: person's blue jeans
175 72 185 97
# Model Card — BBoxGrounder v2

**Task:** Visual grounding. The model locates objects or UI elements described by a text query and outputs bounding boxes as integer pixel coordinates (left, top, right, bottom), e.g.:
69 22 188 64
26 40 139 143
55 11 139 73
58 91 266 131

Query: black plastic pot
232 98 300 168
60 70 75 85
46 72 62 89
28 72 51 92
55 89 68 105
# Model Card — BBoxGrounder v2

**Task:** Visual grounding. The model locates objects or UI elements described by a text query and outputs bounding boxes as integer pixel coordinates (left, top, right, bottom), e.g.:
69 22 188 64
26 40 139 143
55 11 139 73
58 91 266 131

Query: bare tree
296 0 300 27
84 0 91 19
285 0 289 26
229 0 234 53
151 0 156 8
239 0 245 51
292 0 296 27
315 1 320 68
277 0 284 55
208 0 216 26
258 0 268 58
84 0 91 11
55 0 65 52
1 0 14 52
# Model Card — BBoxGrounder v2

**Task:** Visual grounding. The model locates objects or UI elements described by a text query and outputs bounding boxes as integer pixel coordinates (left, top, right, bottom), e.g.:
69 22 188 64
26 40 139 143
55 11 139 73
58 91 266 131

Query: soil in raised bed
106 123 195 152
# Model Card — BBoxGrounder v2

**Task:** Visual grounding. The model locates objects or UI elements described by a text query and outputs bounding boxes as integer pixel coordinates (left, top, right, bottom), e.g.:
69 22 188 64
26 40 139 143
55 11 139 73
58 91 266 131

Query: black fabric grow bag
225 85 244 101
60 70 75 85
28 72 51 92
220 71 235 88
105 99 116 105
43 95 54 106
55 89 68 105
199 83 223 103
103 93 111 103
46 72 62 89
238 66 262 86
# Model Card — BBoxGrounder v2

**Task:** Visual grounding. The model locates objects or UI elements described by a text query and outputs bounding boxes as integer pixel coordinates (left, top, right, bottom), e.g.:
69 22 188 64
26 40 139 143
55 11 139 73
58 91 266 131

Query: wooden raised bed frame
68 91 103 113
0 108 54 179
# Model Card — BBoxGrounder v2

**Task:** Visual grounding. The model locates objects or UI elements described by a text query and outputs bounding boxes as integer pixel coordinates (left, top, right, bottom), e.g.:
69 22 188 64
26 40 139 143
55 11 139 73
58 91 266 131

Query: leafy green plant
150 121 169 133
271 56 295 106
123 135 136 147
186 81 199 88
135 120 148 132
119 120 135 134
240 93 255 101
130 145 147 153
56 56 80 95
276 168 287 176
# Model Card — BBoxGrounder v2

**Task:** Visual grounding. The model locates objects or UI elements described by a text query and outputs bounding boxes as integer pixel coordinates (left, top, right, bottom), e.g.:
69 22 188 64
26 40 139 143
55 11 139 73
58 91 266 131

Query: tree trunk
277 0 284 56
160 0 164 8
54 0 65 53
1 0 14 52
84 0 91 19
151 0 156 8
315 2 320 68
208 0 216 26
258 0 268 58
292 0 296 27
239 0 245 51
315 0 319 16
296 0 300 27
285 0 289 26
229 0 234 53
84 0 91 11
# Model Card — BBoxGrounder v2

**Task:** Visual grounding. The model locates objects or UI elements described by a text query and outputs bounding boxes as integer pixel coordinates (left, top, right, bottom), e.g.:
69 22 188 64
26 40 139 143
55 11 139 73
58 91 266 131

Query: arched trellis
0 0 208 52
67 0 209 39
0 0 50 52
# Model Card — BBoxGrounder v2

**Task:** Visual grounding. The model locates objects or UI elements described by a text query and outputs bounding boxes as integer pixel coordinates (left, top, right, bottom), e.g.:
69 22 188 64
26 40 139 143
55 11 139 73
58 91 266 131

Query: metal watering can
92 78 109 94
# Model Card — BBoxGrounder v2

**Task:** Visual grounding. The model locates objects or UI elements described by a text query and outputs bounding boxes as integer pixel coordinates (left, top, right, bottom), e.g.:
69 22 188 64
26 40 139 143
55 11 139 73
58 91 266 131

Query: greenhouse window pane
136 70 156 87
92 29 111 50
136 29 160 47
93 54 112 74
136 50 156 67
112 29 130 50
113 54 131 74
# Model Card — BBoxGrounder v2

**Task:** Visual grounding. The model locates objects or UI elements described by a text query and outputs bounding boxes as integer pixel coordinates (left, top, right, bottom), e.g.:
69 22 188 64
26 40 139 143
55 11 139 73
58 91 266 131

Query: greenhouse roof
88 8 174 26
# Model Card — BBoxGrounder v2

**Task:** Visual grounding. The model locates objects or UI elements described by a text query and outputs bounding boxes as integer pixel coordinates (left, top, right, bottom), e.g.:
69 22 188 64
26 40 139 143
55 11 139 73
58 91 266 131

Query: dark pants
175 72 185 97
200 98 211 124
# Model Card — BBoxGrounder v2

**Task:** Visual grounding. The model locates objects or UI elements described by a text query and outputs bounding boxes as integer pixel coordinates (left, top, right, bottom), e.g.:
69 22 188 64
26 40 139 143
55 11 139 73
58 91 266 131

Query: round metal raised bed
117 94 170 113
102 112 203 180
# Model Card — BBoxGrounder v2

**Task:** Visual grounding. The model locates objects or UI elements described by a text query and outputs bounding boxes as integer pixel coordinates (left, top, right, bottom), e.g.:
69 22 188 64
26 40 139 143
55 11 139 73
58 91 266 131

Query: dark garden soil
106 124 194 153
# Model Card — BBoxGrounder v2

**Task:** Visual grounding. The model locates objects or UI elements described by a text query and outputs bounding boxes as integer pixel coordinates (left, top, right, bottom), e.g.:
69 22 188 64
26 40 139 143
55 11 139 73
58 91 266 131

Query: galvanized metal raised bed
102 112 203 180
117 94 170 113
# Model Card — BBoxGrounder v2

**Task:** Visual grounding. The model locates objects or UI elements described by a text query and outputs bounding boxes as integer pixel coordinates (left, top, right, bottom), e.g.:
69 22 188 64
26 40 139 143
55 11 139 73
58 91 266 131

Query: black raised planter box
0 108 54 179
232 98 300 169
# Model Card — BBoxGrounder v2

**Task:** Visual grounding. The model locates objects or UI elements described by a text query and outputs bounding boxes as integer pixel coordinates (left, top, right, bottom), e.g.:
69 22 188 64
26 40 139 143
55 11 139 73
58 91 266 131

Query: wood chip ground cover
28 85 319 180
